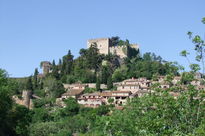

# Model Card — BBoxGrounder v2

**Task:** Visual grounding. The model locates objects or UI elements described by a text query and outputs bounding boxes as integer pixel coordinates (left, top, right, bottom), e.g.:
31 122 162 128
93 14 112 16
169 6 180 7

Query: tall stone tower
40 61 52 75
87 38 111 55
22 90 32 109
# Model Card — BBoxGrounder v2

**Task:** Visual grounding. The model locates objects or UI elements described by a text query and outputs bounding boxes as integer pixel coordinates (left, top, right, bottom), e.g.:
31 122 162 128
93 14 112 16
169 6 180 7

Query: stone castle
40 38 139 75
87 38 139 58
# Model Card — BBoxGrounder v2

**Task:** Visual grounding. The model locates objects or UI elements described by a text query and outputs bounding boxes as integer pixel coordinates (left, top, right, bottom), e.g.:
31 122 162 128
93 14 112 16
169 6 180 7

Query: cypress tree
26 76 33 91
96 76 101 91
33 68 39 89
107 76 113 90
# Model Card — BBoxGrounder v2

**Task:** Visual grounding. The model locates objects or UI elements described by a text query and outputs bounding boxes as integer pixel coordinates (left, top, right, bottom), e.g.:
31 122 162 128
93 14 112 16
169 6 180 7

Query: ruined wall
13 90 33 109
87 38 110 55
87 38 139 58
109 46 127 58
22 90 32 108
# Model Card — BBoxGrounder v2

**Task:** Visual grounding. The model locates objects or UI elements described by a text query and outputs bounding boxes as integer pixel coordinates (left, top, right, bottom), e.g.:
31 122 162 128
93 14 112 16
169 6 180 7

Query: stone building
13 90 33 109
87 38 139 58
40 61 52 75
77 91 133 108
78 92 103 108
117 78 151 93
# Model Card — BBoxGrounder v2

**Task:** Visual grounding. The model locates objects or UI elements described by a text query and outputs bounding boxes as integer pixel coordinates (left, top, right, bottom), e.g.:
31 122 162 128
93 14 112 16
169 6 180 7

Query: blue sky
0 0 204 77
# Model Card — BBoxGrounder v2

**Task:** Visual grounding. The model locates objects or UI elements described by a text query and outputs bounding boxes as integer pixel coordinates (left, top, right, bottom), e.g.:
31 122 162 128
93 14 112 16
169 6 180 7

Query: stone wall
13 90 33 109
109 46 127 58
87 38 139 58
87 38 110 55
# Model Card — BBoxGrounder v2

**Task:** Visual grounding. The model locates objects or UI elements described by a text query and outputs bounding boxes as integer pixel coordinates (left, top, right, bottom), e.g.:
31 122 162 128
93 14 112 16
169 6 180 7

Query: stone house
101 91 132 106
78 92 103 108
117 78 151 93
63 83 87 90
77 91 133 108
172 76 181 85
61 89 84 99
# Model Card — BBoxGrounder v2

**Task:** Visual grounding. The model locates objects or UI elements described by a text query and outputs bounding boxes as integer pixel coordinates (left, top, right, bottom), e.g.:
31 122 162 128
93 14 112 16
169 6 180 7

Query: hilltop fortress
87 38 139 58
40 37 139 75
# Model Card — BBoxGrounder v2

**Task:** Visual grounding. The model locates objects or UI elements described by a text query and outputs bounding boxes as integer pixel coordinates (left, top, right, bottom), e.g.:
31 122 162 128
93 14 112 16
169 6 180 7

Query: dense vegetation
2 68 205 136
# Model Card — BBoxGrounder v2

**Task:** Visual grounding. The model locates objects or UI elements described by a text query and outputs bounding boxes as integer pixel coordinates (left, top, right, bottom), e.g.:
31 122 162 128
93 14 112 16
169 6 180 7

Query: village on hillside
13 38 205 109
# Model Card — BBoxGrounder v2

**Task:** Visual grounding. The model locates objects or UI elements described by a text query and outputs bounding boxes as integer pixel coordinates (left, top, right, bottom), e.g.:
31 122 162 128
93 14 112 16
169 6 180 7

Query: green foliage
33 97 55 108
31 108 53 123
85 86 205 136
180 50 190 57
61 50 74 75
29 121 71 136
10 105 32 136
181 72 194 84
33 68 39 89
0 69 32 136
112 65 128 82
25 76 33 91
101 65 110 84
43 77 65 98
182 17 205 74
107 76 113 90
33 89 45 98
60 97 80 117
189 64 200 72
96 76 101 91
84 87 96 94
108 98 114 104
202 17 205 24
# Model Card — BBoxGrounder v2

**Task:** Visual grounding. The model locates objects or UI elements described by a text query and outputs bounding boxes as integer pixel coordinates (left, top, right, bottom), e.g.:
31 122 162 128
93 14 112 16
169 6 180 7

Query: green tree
62 50 74 75
107 76 113 90
43 77 65 98
182 18 205 74
0 69 13 135
61 97 80 117
25 76 33 91
33 68 39 89
96 76 101 91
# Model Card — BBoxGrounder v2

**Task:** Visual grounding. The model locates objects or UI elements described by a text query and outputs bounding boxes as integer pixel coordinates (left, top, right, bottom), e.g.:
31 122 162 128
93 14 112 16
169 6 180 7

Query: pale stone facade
13 90 33 109
87 38 111 54
40 61 52 75
117 78 151 93
78 92 103 108
87 38 139 58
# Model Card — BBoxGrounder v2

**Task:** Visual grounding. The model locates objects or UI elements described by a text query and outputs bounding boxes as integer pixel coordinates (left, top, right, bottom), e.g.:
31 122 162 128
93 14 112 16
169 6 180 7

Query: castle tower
87 37 140 58
22 90 32 109
40 61 51 75
87 38 111 55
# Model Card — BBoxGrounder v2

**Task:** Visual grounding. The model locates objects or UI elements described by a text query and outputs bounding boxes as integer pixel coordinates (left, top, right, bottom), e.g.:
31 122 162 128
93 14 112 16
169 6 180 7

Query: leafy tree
0 69 13 135
112 65 128 82
181 18 205 74
10 105 32 136
61 97 80 117
43 77 65 98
